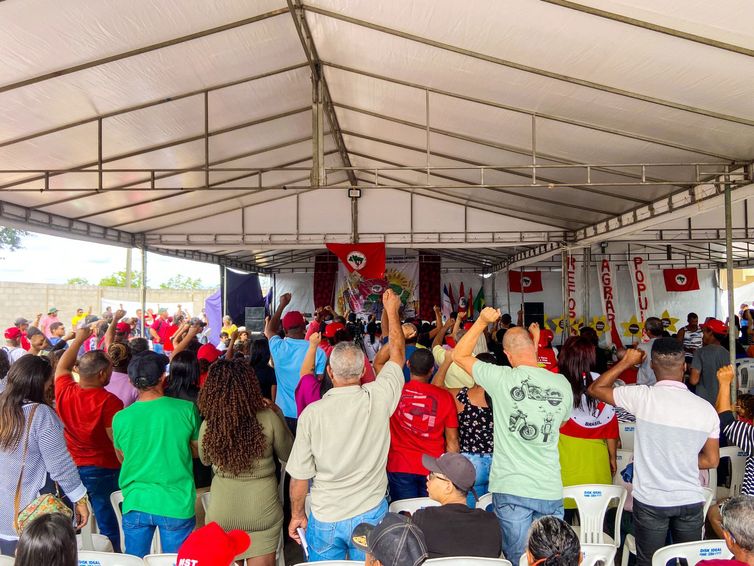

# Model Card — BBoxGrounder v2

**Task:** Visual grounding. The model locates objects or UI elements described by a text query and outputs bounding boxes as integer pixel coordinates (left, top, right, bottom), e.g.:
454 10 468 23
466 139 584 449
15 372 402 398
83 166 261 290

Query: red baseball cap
282 311 306 331
176 522 250 566
197 344 221 363
323 322 345 338
116 322 131 334
538 328 554 347
702 318 729 334
4 327 22 340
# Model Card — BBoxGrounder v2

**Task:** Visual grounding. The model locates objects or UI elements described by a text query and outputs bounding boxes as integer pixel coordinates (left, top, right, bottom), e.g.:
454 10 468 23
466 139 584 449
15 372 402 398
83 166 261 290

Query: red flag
326 243 386 280
663 268 700 292
509 271 543 293
459 282 466 307
468 288 474 317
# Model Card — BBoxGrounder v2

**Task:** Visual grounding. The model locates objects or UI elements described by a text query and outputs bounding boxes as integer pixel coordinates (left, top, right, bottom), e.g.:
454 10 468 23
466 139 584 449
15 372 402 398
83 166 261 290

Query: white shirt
613 380 719 507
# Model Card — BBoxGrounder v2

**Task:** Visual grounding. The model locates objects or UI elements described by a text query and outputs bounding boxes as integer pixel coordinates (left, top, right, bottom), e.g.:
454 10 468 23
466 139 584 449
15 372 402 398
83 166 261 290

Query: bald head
503 327 538 367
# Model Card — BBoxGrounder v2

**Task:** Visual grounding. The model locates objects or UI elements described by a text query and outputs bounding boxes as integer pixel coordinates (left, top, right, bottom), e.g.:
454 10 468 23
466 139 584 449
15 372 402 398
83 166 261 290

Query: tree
66 277 91 286
99 270 143 287
0 227 27 250
160 275 207 290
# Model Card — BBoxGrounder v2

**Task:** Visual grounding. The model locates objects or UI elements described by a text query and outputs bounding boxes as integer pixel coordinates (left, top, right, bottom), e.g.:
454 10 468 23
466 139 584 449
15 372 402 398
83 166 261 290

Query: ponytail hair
527 516 580 566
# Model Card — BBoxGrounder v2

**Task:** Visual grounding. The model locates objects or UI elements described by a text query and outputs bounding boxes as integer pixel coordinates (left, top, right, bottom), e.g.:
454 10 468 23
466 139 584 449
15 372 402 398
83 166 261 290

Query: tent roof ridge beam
0 63 309 149
287 0 358 186
148 246 264 273
344 131 650 205
322 61 737 162
0 7 291 95
336 103 681 190
350 150 618 216
0 107 310 191
36 134 321 211
541 0 754 58
306 5 754 127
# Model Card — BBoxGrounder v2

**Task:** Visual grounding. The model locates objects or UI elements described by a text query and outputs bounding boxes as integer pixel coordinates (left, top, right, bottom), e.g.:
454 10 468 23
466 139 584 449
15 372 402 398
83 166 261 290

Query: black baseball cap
351 513 427 566
127 350 169 389
423 452 479 500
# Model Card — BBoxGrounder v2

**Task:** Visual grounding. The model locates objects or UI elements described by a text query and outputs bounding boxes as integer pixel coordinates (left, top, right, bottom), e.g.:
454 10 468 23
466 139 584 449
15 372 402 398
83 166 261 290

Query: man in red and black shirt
55 327 123 552
387 348 459 501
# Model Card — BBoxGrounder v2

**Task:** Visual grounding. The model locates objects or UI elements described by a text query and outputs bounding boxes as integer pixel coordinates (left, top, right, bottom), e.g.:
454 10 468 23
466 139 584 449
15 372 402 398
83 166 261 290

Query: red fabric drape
419 252 441 321
313 253 338 309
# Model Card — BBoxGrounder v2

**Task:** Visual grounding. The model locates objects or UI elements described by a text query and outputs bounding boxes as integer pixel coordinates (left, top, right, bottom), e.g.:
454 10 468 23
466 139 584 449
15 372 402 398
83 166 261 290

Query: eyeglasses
427 472 451 483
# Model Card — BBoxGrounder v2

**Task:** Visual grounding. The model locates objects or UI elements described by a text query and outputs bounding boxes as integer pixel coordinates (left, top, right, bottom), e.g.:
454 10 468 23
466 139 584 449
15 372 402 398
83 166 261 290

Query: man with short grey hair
699 496 754 566
287 289 406 562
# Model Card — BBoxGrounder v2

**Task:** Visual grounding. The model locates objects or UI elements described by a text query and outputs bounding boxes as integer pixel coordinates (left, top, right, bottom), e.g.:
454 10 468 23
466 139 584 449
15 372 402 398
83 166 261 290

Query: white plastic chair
78 499 115 552
618 422 635 451
613 450 633 485
476 492 493 511
77 551 145 566
143 555 176 566
651 540 732 566
719 446 747 498
621 488 714 566
110 490 161 555
581 543 617 566
735 357 754 393
0 556 14 565
427 558 511 565
388 497 441 515
563 484 627 546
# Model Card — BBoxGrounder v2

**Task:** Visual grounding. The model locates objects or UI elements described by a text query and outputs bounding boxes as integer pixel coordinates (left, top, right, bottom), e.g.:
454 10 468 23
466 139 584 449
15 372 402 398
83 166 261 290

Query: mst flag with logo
508 271 543 293
663 268 700 292
326 243 386 280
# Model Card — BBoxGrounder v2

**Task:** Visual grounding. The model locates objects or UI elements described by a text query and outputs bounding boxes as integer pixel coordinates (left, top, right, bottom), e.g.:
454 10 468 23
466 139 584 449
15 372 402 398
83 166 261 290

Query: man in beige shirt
287 289 406 562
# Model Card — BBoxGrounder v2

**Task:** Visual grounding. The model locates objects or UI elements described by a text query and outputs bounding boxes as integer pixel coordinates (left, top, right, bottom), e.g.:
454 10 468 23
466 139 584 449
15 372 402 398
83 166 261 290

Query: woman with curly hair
198 358 293 566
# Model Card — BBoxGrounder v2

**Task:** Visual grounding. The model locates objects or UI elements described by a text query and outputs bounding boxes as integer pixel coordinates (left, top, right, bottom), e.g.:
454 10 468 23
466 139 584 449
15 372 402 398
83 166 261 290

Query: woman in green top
198 358 293 566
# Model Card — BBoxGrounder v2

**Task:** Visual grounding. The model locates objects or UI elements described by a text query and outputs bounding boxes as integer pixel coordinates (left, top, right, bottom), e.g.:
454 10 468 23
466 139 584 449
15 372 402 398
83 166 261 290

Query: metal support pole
311 74 325 187
531 114 537 185
426 89 431 185
97 118 103 192
724 181 737 403
140 244 147 338
204 92 210 188
220 266 227 316
125 248 132 289
506 271 512 315
562 248 570 344
492 273 497 310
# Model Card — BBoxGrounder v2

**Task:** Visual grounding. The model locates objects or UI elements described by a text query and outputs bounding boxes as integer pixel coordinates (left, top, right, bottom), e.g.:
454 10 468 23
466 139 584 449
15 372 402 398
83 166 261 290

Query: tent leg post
562 249 570 344
724 181 737 403
140 244 147 338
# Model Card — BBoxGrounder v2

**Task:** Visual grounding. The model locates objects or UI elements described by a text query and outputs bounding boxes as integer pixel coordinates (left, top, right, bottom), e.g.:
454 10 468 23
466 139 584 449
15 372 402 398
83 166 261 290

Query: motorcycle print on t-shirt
508 377 563 443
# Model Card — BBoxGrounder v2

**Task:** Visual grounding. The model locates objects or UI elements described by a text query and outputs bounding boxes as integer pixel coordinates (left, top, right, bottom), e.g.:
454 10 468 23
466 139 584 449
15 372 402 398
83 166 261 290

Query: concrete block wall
0 282 216 325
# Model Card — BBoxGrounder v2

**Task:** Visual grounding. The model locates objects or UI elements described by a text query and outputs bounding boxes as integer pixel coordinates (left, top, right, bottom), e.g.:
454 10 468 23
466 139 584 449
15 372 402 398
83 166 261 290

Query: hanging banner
627 255 655 328
335 262 419 318
566 252 578 321
596 258 617 346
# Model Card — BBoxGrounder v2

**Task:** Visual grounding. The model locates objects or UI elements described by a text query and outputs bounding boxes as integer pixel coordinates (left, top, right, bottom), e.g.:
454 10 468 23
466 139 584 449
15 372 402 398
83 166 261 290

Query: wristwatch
75 495 89 506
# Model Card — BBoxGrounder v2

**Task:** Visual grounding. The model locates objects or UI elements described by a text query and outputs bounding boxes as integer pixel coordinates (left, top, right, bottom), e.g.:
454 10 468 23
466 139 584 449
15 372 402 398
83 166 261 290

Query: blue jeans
463 452 492 508
78 466 121 552
387 472 428 502
307 498 388 561
122 510 195 558
152 343 164 354
492 493 564 565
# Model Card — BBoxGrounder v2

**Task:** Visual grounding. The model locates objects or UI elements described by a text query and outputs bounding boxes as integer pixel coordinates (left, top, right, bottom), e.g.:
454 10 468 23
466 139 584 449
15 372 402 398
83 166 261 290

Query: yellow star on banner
550 316 582 334
543 314 555 333
590 315 610 337
621 315 644 338
660 309 680 333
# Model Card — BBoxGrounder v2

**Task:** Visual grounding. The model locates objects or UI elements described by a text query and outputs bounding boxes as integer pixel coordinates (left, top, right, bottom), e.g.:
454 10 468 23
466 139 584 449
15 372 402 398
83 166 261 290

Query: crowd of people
1 295 754 566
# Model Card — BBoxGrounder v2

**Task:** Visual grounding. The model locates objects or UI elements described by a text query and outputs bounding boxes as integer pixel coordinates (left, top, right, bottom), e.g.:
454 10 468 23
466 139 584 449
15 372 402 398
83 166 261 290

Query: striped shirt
721 412 754 496
0 403 86 541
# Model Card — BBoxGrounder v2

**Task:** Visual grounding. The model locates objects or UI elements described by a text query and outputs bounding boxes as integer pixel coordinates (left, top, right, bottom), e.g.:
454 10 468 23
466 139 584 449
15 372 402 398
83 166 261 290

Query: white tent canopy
1 0 753 273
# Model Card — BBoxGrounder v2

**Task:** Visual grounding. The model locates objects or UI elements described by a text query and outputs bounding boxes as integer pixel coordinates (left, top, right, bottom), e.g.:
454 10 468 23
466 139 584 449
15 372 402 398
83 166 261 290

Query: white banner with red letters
596 258 617 346
566 252 578 321
627 255 655 328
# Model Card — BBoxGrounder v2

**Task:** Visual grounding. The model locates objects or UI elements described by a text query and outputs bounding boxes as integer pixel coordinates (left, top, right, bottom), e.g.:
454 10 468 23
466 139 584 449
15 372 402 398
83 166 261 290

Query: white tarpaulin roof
1 0 753 272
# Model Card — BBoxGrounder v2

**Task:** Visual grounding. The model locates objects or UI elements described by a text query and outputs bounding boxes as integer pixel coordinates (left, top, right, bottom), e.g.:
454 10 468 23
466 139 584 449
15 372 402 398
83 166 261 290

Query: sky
0 230 222 288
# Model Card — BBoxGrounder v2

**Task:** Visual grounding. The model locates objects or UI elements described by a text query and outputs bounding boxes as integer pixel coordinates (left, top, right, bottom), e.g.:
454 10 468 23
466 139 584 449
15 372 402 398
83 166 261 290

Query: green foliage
0 227 27 250
66 277 91 286
159 274 207 290
99 270 143 287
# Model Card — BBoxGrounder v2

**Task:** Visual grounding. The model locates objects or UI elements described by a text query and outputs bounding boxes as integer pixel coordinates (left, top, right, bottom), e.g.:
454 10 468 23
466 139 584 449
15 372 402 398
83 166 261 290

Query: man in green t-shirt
112 350 200 558
454 308 573 566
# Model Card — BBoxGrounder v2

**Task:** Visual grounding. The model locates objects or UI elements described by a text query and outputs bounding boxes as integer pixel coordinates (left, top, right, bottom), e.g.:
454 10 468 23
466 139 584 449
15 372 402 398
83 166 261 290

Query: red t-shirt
55 373 123 469
162 324 179 352
387 381 458 475
537 347 559 373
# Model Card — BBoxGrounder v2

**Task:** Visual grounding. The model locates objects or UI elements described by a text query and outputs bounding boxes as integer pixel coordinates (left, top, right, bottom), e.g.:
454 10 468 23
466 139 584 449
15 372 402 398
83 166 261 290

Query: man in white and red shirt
149 308 173 354
589 338 719 566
